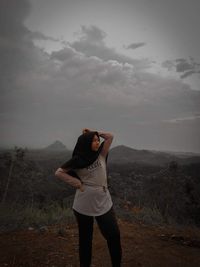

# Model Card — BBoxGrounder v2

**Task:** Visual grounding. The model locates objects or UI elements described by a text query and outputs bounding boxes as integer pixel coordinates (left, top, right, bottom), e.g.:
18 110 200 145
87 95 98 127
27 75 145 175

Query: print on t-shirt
86 158 102 171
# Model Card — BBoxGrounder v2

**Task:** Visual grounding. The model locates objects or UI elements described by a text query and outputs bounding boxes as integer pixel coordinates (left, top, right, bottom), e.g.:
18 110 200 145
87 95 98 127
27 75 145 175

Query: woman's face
91 134 100 151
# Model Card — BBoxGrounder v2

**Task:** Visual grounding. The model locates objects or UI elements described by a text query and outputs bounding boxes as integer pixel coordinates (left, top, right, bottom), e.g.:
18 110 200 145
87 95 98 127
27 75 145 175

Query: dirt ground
1 219 200 267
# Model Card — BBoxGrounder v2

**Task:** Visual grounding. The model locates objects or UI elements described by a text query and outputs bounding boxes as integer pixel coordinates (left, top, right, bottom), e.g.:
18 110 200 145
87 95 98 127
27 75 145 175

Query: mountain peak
44 140 67 151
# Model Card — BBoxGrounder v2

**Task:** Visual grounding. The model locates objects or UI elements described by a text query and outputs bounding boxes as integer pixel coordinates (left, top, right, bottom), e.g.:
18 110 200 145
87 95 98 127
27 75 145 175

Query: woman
55 128 122 267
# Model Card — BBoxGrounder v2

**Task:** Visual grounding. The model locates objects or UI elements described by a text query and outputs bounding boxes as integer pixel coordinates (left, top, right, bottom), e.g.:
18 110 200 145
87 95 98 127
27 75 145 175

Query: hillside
1 219 200 267
3 142 199 166
109 145 200 166
1 145 200 266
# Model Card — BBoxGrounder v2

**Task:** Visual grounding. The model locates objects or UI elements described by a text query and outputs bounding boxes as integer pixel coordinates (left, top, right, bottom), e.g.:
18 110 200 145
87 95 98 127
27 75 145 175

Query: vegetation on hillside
0 146 199 231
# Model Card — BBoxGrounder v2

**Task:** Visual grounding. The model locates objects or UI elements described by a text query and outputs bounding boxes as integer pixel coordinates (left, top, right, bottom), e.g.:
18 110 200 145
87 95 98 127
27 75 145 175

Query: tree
1 147 26 204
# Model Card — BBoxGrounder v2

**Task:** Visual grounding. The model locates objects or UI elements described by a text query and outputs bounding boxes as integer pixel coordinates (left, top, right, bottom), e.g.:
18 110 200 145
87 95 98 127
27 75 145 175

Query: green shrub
0 202 75 232
134 206 165 225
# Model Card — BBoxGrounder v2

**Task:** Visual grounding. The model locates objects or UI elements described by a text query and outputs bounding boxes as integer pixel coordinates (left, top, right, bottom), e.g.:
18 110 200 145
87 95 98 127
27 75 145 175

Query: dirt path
1 220 200 267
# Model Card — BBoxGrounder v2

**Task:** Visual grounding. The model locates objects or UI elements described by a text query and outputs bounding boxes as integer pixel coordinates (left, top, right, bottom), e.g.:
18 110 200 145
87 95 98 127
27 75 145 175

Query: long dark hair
60 131 107 179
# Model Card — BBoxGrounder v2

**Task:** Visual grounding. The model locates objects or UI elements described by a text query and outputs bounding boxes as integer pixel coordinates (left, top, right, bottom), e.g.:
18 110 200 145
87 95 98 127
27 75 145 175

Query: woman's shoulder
99 153 107 163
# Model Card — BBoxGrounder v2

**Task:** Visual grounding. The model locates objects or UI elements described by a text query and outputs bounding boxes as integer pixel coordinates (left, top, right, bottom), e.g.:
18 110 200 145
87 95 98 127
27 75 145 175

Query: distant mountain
44 140 68 151
108 145 200 166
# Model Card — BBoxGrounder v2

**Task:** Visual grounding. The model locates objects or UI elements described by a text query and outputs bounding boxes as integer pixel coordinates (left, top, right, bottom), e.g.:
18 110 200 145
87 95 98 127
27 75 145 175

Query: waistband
82 182 108 192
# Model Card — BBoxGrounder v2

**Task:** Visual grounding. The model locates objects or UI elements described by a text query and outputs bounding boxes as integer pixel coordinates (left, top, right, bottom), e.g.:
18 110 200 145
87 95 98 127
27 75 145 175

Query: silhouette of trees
109 161 200 226
0 146 74 209
1 146 26 203
1 147 200 227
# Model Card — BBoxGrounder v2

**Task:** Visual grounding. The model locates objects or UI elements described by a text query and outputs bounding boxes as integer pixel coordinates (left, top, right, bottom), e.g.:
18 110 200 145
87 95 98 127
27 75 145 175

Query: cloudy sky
1 0 200 152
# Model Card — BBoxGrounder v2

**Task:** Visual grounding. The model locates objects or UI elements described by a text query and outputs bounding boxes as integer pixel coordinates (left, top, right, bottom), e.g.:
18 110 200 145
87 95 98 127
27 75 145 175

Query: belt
82 182 108 192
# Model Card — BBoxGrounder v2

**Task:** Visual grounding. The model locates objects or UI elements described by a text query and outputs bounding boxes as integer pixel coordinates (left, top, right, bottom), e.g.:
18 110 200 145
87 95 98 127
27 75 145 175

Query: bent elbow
55 169 61 177
110 133 114 139
55 167 66 177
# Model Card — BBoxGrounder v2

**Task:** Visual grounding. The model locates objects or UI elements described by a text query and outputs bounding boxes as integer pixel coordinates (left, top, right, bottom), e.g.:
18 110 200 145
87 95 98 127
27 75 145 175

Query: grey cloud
51 45 81 62
50 44 200 117
77 25 107 44
161 60 176 71
134 114 200 125
51 46 137 107
0 0 31 39
162 114 200 124
176 58 193 72
0 0 50 92
180 70 199 79
69 25 151 70
1 1 200 152
127 118 200 153
28 31 59 42
125 42 146 50
162 57 200 79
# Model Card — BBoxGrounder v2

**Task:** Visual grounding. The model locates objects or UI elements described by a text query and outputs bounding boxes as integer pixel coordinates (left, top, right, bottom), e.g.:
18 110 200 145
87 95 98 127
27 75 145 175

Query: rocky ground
1 219 200 267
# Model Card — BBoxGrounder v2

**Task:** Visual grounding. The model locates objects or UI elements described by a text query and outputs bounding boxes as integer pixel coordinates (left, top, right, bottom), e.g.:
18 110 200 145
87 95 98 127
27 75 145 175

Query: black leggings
73 206 122 267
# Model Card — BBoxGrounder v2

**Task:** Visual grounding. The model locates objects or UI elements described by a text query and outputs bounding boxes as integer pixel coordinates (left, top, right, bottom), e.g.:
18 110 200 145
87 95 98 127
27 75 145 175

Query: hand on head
82 128 91 134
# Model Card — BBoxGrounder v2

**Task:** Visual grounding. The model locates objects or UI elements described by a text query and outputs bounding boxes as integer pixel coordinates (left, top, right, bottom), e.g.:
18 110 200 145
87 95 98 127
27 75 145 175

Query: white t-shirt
72 153 113 216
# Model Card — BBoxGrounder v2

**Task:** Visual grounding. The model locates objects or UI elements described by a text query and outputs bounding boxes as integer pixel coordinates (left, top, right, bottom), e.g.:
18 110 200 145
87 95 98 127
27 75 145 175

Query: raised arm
55 167 84 191
98 131 114 158
82 128 114 158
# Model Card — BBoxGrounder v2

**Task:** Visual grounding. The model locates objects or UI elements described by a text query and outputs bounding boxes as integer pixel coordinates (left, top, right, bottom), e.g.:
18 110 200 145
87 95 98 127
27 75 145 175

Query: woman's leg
73 209 94 267
95 206 122 267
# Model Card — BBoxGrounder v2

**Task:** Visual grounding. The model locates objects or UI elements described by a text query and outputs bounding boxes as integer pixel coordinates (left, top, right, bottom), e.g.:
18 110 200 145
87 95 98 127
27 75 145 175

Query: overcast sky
1 0 200 152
